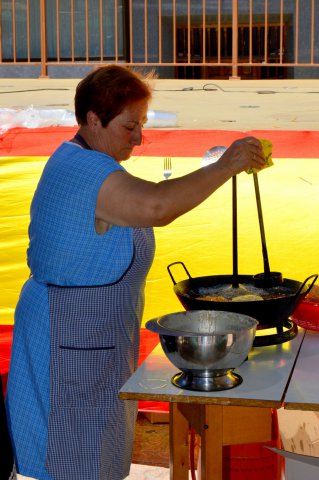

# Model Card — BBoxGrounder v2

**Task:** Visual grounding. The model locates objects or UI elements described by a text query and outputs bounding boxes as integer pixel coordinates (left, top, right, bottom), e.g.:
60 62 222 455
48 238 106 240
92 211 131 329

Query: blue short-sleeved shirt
27 141 134 285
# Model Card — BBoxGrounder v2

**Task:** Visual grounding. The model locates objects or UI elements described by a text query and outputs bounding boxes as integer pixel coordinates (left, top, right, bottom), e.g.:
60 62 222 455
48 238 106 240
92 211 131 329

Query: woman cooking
5 64 265 480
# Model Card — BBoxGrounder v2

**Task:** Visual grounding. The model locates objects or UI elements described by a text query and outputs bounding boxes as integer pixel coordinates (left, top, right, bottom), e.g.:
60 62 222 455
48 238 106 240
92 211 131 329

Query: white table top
284 329 319 411
119 327 306 408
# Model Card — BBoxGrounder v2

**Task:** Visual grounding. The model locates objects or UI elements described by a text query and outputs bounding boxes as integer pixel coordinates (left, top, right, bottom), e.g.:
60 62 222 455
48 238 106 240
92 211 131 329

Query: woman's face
93 98 149 162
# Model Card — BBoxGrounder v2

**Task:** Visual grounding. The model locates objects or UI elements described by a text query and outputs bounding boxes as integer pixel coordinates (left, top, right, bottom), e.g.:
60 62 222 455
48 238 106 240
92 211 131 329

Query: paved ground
1 77 319 131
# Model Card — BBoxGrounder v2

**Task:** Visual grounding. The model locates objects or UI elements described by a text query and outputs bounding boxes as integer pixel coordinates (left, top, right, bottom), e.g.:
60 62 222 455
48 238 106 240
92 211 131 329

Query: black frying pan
167 262 317 329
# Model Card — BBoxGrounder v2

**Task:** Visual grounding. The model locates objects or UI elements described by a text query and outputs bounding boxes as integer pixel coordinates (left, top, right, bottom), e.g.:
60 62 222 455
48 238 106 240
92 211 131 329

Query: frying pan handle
296 274 318 296
167 261 192 285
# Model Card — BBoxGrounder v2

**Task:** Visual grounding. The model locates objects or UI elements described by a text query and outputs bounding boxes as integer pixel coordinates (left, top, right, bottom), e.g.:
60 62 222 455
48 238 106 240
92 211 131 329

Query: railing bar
232 0 238 78
12 0 16 62
56 0 60 62
71 0 75 62
187 0 190 63
0 0 2 61
129 0 133 63
100 0 103 61
115 0 119 62
173 0 176 64
144 0 148 63
206 24 210 60
85 0 89 62
202 0 206 62
295 0 299 63
264 0 268 62
37 60 319 67
26 0 30 63
249 0 253 63
311 0 314 64
217 0 221 63
280 0 284 63
158 0 162 64
223 25 227 63
2 59 319 68
39 0 48 77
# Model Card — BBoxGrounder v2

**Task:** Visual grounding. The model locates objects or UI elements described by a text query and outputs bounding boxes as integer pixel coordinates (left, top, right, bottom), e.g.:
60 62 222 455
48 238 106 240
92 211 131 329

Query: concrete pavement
1 77 319 131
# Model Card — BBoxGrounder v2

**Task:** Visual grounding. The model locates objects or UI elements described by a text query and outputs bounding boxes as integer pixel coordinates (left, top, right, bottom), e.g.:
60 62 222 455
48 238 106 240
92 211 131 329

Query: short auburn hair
74 64 154 127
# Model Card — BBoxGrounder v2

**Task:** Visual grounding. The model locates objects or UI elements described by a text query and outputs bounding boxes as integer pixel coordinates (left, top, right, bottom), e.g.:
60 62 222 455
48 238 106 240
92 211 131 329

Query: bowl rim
145 310 259 337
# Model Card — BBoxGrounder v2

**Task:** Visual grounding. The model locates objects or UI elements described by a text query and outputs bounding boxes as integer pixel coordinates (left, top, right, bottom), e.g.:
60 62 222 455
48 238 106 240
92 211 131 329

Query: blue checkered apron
6 228 155 480
46 228 155 480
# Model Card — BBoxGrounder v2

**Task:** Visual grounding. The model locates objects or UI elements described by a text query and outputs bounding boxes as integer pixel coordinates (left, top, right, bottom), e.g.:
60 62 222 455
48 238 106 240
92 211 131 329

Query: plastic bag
0 106 76 132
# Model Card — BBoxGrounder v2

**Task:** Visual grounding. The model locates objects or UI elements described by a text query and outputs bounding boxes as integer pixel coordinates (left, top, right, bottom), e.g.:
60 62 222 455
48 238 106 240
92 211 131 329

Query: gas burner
253 319 298 347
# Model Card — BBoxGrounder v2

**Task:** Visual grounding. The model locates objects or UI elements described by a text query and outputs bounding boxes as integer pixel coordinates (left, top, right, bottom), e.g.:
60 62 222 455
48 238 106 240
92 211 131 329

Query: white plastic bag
0 106 76 132
0 106 177 132
144 110 177 128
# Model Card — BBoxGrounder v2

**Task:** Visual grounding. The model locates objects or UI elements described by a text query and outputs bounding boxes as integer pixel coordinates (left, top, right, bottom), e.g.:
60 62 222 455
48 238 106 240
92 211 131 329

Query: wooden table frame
120 327 319 479
170 403 272 479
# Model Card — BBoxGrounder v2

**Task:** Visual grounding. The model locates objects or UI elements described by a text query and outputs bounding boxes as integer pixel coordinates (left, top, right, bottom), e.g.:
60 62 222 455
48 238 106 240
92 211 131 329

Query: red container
0 325 13 396
138 328 169 414
291 284 319 331
222 409 283 480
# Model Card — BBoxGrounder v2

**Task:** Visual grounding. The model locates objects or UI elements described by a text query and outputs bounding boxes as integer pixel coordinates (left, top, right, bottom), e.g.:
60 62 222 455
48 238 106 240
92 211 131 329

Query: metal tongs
203 145 282 291
252 171 283 288
203 146 248 293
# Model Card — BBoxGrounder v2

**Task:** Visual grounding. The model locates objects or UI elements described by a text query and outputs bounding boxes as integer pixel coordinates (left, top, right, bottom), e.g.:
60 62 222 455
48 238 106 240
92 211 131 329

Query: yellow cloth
1 155 319 326
246 138 273 174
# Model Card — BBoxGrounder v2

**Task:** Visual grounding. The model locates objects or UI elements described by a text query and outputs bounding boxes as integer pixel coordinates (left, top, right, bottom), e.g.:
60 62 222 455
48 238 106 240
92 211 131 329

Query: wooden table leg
179 403 223 480
170 403 223 480
169 403 190 480
192 405 272 479
170 402 272 480
199 405 223 480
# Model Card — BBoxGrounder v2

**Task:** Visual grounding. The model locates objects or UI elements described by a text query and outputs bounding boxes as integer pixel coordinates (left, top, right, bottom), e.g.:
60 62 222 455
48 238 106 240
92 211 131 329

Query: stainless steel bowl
145 310 258 391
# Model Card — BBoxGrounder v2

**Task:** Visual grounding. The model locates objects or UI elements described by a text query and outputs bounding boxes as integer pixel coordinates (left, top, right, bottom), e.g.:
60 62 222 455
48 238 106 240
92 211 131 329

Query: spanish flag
1 127 319 329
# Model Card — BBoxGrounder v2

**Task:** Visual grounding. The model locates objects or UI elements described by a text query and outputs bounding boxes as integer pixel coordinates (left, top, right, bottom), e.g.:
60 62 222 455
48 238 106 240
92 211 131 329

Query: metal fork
163 157 172 180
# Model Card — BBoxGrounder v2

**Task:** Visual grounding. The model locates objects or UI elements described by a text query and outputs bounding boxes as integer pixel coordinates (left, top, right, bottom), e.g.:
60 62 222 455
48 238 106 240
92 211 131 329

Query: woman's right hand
216 137 266 176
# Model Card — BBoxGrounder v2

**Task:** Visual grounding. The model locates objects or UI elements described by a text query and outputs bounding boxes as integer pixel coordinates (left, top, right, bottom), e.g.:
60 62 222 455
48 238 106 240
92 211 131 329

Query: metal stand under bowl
171 369 243 392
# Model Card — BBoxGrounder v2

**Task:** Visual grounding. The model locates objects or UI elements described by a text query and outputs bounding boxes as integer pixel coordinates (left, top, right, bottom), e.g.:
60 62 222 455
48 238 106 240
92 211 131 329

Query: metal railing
0 0 319 78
